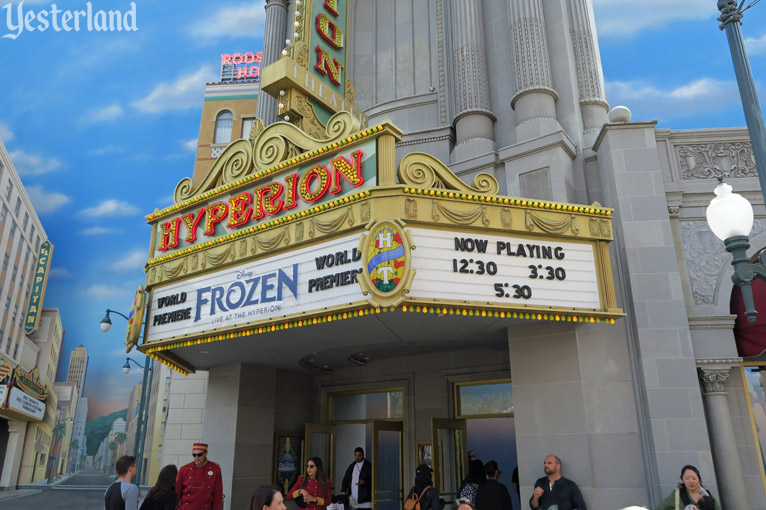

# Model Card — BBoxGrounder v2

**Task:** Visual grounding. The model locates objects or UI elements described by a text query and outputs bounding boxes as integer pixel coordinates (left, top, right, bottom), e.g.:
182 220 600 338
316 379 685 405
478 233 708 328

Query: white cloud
83 284 128 300
25 185 71 214
50 268 73 279
79 227 119 236
132 66 216 113
112 250 146 272
188 2 267 40
8 150 62 175
81 103 124 125
746 32 766 55
0 122 14 142
184 139 198 151
593 0 715 37
80 199 141 218
87 145 124 157
606 78 742 121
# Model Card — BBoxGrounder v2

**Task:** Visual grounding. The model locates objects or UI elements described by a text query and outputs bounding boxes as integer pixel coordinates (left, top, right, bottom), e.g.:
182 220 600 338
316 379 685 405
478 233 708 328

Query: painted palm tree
47 422 67 482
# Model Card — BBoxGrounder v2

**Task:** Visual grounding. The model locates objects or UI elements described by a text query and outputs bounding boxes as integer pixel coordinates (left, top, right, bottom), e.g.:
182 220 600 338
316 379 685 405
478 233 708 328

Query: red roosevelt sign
158 149 365 252
221 51 263 80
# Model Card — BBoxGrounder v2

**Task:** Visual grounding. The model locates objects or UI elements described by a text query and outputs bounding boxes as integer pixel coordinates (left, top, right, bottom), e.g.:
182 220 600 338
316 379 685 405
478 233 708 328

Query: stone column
508 0 560 143
0 420 28 489
450 0 495 161
567 0 608 147
698 367 750 510
256 0 289 126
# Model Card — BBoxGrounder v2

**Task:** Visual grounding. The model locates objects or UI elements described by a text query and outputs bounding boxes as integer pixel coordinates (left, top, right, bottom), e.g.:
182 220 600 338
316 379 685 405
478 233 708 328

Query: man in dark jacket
341 447 372 508
475 460 512 510
529 455 587 510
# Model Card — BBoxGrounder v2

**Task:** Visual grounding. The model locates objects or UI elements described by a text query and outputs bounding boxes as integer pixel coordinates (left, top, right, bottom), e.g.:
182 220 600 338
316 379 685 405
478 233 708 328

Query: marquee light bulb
294 21 300 27
284 115 290 121
295 0 301 5
285 38 292 45
282 49 288 56
278 103 284 109
279 90 285 96
294 32 300 39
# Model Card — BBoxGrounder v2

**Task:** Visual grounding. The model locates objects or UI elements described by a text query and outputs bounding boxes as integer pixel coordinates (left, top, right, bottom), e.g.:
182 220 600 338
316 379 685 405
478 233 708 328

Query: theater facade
137 1 766 510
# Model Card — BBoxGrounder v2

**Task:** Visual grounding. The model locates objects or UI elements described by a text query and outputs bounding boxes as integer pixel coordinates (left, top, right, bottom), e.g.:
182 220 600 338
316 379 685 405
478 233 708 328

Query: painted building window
22 212 28 231
0 204 6 222
11 264 16 282
12 340 18 359
2 253 8 271
14 197 20 216
9 221 15 239
214 110 233 144
5 180 12 200
454 379 513 418
331 389 404 421
241 117 256 139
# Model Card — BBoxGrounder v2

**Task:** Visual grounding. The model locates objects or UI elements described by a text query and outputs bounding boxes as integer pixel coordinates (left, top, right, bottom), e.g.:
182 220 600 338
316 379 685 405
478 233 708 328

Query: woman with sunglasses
288 457 332 510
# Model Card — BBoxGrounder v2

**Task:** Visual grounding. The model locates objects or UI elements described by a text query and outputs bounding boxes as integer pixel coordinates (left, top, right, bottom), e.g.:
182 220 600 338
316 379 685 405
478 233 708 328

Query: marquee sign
153 140 377 258
407 228 602 310
125 286 146 353
6 387 45 421
12 366 47 402
24 240 53 334
146 233 366 343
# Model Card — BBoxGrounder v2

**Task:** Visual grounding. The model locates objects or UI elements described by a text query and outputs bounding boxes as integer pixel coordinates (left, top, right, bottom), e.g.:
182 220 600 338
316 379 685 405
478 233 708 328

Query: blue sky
0 0 764 421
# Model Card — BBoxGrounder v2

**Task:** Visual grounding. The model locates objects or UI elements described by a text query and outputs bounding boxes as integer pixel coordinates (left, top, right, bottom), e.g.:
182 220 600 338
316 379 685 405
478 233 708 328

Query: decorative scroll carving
205 243 237 266
254 228 290 252
360 202 371 222
698 367 731 394
432 202 489 226
309 209 354 237
173 111 362 203
526 211 578 235
398 152 499 195
345 78 355 104
405 198 418 218
681 219 766 304
435 0 447 126
295 42 309 67
677 143 757 180
501 208 512 228
589 218 611 238
668 206 680 218
175 139 253 203
295 222 304 242
239 239 248 257
293 94 326 139
160 259 187 279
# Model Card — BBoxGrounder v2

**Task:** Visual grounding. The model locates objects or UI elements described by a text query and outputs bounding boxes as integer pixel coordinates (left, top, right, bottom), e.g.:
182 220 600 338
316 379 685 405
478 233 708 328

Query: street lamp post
717 0 766 199
100 309 153 486
710 1 766 319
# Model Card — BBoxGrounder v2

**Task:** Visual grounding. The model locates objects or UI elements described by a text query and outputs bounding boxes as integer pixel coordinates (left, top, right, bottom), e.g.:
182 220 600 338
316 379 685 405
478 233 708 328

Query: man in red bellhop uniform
176 442 223 510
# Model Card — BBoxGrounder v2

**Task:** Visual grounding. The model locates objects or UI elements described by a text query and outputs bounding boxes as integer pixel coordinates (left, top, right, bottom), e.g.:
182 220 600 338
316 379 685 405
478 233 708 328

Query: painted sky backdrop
0 0 764 421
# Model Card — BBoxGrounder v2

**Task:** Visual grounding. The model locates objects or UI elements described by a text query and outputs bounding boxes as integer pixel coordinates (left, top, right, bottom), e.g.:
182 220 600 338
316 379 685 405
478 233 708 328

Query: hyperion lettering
158 149 365 251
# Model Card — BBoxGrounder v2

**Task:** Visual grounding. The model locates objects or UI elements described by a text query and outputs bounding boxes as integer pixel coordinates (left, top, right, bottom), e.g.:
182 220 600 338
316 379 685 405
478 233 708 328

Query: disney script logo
236 269 254 280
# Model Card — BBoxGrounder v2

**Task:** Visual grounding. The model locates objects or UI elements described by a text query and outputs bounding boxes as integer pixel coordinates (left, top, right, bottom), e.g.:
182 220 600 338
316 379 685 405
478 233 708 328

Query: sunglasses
307 464 316 468
192 452 205 457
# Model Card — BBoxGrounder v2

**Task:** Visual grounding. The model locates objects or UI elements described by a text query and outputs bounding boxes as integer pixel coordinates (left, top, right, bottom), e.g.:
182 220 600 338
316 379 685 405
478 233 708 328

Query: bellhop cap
192 442 208 451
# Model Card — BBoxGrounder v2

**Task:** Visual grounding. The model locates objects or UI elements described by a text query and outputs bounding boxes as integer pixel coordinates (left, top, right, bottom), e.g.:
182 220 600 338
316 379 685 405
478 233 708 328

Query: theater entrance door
431 418 468 508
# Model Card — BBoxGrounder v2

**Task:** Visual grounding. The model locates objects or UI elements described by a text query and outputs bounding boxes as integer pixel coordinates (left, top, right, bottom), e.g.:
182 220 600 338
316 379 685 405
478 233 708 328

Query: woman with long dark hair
405 464 442 510
655 465 722 510
140 465 178 510
287 457 332 510
250 485 287 510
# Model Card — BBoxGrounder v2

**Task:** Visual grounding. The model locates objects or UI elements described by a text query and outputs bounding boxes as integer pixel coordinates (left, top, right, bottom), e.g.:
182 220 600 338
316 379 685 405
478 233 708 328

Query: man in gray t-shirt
105 455 139 510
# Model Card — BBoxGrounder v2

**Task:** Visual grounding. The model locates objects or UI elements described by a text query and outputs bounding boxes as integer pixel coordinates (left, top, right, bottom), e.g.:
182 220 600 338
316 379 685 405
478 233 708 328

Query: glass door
372 420 403 510
431 418 468 508
305 423 337 492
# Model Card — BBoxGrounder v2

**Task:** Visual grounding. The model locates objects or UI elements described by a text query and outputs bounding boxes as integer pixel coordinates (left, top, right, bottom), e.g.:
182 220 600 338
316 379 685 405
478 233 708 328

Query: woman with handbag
655 465 722 510
404 464 443 510
288 457 332 510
